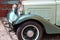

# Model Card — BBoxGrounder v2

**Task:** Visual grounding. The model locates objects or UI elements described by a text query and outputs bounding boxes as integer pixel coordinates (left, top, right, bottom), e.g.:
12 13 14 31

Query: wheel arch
13 14 59 34
13 19 46 34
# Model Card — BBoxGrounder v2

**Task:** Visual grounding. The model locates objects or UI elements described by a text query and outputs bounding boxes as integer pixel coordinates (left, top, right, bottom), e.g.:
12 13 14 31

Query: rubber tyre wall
16 21 43 40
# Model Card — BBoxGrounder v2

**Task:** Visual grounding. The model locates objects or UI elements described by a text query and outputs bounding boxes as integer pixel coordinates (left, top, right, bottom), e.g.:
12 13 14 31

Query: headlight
12 4 17 11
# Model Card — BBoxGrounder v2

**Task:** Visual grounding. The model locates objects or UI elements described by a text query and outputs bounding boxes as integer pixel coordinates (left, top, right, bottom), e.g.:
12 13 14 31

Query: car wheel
16 21 43 40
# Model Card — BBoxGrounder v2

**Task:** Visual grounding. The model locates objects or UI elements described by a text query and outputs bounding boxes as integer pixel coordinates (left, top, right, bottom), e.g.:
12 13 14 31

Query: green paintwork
24 5 56 24
7 9 18 23
7 0 60 34
14 14 60 34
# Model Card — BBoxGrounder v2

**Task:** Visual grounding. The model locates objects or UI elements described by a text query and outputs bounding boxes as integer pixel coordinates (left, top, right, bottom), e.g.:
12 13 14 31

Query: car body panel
56 1 60 26
7 0 60 34
23 4 56 24
14 14 60 34
7 10 18 23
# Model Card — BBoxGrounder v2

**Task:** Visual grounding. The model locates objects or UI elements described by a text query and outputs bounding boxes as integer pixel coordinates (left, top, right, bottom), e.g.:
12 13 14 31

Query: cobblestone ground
0 18 18 40
0 18 60 40
0 21 12 40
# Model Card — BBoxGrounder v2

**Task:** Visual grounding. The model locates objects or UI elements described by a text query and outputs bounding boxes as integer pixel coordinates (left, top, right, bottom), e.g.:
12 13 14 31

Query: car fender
14 14 60 34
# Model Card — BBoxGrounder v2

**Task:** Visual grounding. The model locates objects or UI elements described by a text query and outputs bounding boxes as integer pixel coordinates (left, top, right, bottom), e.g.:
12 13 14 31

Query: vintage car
6 0 60 40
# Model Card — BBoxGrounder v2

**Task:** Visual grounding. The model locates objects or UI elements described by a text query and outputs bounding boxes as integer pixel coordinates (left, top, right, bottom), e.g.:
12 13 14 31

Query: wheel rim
21 25 39 40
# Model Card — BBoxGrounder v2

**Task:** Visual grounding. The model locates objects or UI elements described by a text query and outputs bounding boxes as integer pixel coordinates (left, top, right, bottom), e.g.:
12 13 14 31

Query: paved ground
0 18 18 40
0 21 12 40
0 18 60 40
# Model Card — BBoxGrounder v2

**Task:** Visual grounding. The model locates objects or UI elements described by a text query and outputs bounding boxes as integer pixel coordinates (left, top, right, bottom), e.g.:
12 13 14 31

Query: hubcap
27 30 34 37
21 25 39 40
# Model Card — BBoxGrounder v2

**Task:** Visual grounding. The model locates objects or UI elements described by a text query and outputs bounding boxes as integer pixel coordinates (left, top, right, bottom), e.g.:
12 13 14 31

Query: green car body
7 0 60 34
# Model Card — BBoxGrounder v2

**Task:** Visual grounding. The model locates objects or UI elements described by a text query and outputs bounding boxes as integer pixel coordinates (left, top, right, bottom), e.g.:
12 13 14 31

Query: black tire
16 21 43 40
